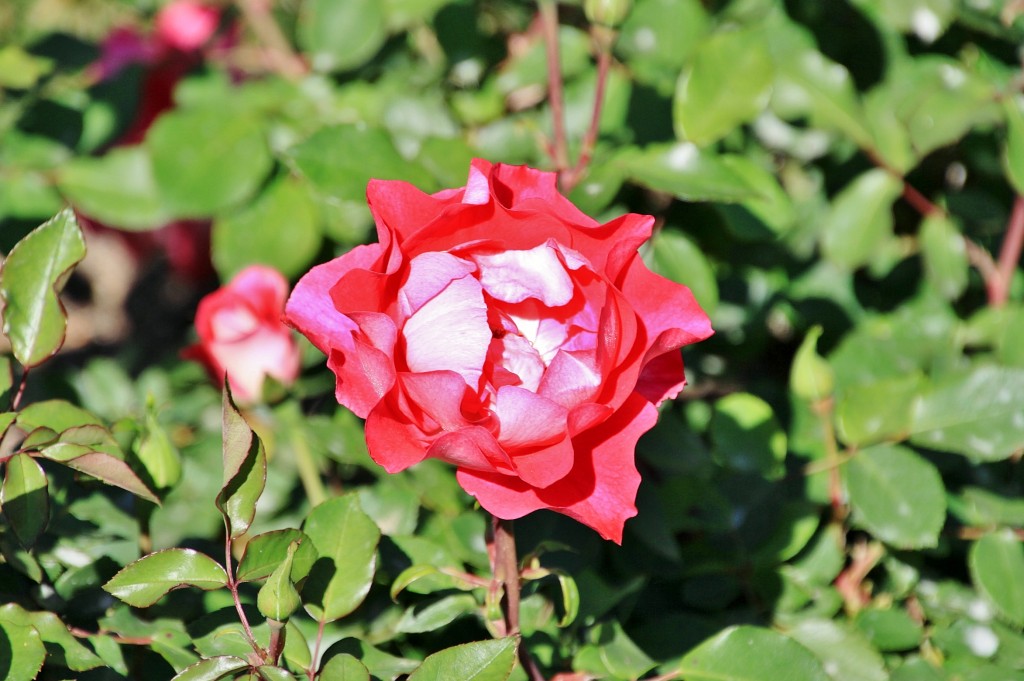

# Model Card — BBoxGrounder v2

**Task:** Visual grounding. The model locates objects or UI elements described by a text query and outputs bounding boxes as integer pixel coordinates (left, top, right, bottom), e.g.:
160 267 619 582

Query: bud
790 326 835 403
257 541 302 621
584 0 633 28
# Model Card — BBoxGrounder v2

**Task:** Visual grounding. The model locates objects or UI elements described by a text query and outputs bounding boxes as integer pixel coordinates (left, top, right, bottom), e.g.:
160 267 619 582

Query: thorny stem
538 0 570 174
491 516 546 681
561 28 614 193
224 525 267 661
235 0 307 79
993 195 1024 306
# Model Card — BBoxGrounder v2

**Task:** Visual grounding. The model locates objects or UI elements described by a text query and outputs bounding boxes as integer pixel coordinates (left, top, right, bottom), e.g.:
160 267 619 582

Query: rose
285 159 712 542
184 265 300 402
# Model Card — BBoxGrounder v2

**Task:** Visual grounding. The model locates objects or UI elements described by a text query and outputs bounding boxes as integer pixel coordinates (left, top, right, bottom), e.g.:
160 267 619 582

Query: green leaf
768 18 873 148
575 621 656 679
0 617 45 681
288 125 434 203
257 541 302 621
617 0 709 95
103 548 228 607
837 373 922 446
790 326 835 403
845 444 946 549
645 229 718 313
302 495 381 623
258 666 295 681
0 604 103 671
57 147 171 230
217 387 267 539
136 410 182 490
787 618 888 681
820 169 903 270
677 625 829 681
709 393 786 479
43 447 159 504
0 45 53 89
319 653 369 681
16 399 102 432
616 144 761 203
407 638 517 681
390 565 445 600
171 655 249 681
212 176 322 280
909 365 1024 461
970 529 1024 627
919 213 968 300
147 107 272 217
237 529 318 583
2 453 49 548
1003 95 1024 195
854 608 924 652
298 0 387 72
674 26 773 146
395 594 478 634
0 209 86 367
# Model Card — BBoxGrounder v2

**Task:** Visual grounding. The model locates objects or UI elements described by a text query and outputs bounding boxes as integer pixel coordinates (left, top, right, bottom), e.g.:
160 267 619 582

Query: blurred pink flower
185 266 301 402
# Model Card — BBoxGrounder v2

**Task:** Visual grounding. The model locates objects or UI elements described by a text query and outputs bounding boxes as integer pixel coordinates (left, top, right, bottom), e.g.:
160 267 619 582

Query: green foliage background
3 0 1024 679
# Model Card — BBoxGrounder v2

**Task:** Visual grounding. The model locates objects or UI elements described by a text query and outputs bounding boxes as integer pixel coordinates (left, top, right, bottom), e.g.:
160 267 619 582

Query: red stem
224 526 267 660
491 516 546 681
538 0 569 174
307 619 326 681
10 367 28 412
993 195 1024 306
562 31 613 193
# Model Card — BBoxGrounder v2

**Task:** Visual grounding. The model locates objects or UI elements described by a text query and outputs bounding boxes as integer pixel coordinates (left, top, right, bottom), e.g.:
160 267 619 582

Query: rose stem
864 148 1001 304
491 515 547 681
561 25 615 193
223 522 268 660
538 0 570 174
235 0 307 79
993 195 1024 306
9 366 28 411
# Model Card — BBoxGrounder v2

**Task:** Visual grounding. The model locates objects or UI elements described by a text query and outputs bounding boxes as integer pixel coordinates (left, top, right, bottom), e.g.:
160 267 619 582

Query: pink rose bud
185 265 300 403
154 0 220 52
285 160 713 542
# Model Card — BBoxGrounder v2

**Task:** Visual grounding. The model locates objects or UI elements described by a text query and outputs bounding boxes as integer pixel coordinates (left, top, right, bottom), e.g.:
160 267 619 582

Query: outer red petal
285 245 383 355
617 254 713 405
456 392 658 543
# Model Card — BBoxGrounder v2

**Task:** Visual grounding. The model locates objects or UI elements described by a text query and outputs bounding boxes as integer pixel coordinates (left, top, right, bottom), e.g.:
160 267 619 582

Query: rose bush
286 159 712 541
185 265 300 402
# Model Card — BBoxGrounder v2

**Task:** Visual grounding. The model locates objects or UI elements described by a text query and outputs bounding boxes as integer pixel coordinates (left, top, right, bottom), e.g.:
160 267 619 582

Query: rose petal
367 177 453 244
456 392 657 543
429 427 514 474
511 435 574 488
494 386 567 449
473 243 575 306
398 252 477 319
538 349 601 409
402 268 490 388
227 265 288 318
365 395 431 473
286 246 380 354
634 349 687 405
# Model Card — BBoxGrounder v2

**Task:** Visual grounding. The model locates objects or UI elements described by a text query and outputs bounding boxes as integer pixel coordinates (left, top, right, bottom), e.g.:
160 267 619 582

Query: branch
235 0 307 80
561 27 613 193
992 195 1024 306
538 0 570 174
